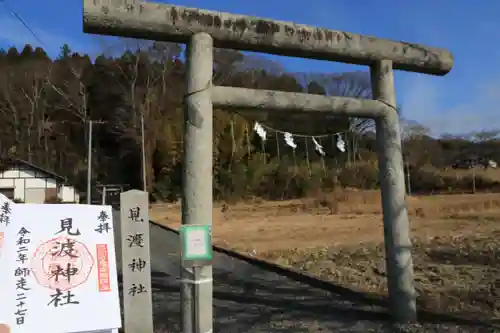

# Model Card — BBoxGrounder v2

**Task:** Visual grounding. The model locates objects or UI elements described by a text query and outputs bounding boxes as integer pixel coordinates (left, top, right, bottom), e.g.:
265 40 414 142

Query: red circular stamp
31 236 95 291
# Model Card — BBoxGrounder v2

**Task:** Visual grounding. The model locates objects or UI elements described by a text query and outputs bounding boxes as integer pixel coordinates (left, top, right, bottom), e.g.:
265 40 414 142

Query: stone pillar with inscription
120 190 154 333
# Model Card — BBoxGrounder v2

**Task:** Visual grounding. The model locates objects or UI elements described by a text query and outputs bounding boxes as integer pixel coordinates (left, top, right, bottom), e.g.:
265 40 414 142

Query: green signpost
179 224 213 332
180 224 212 263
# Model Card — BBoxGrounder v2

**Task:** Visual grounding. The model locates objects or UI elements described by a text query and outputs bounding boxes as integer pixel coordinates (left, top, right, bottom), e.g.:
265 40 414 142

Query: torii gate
83 1 453 331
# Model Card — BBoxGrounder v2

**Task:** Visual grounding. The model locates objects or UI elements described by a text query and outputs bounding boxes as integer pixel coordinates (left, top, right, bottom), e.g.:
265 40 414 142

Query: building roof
6 159 67 181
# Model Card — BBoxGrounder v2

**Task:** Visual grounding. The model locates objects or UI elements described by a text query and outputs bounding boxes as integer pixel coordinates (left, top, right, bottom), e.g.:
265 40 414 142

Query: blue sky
0 0 499 135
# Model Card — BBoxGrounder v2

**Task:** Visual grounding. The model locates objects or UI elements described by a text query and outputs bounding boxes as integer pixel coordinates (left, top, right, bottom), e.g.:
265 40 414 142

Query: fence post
120 190 154 333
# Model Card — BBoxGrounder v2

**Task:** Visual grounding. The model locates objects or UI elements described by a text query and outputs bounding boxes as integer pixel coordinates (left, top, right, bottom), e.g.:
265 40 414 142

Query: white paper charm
284 132 297 149
253 122 267 141
312 137 325 156
336 133 346 152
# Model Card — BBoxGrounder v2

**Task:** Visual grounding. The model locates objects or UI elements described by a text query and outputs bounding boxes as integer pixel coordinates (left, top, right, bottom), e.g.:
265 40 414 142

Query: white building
0 159 80 203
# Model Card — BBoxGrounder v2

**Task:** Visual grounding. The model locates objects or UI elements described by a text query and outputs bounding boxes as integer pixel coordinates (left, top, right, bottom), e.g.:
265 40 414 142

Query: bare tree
401 119 431 142
0 55 53 163
45 53 94 179
110 40 182 191
0 67 22 155
314 72 372 163
400 119 432 194
472 130 500 142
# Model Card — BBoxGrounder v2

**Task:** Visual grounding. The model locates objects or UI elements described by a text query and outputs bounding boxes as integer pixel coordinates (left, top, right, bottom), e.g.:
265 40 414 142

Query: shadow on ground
426 244 500 267
421 241 500 323
113 215 498 332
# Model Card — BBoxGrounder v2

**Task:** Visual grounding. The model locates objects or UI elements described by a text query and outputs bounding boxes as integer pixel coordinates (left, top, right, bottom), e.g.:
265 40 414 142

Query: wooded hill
1 43 499 202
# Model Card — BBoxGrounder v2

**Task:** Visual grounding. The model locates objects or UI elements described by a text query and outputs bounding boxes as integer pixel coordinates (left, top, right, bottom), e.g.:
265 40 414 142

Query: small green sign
180 224 212 261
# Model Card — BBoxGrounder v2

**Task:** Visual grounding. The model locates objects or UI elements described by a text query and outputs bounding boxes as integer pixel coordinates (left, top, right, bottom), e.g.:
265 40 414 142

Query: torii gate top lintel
83 0 453 76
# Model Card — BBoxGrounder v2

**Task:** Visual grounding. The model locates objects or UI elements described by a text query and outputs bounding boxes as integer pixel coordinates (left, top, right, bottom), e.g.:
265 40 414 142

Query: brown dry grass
442 167 500 182
150 190 500 322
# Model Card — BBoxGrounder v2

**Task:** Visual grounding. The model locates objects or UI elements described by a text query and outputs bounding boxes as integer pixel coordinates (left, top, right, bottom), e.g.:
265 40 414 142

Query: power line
1 0 47 48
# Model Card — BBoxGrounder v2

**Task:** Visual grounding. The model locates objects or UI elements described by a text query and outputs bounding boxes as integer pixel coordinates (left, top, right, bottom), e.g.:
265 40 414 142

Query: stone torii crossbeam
83 1 453 330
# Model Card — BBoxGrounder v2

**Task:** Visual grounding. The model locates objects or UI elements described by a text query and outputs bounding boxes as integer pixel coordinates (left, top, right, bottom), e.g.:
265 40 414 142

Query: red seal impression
31 236 94 291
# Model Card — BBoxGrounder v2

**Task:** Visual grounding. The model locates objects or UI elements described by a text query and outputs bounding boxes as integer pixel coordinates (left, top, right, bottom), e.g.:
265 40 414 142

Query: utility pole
402 145 411 196
86 119 107 204
141 112 147 191
472 156 477 194
406 161 412 196
101 185 107 204
87 119 93 204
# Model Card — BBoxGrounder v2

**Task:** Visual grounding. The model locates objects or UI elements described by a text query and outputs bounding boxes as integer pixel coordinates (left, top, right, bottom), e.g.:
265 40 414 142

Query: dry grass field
443 167 500 182
150 190 500 323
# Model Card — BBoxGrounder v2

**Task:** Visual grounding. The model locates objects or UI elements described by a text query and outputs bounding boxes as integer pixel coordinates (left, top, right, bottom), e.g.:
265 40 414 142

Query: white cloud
399 72 500 136
398 73 439 121
434 78 500 135
394 6 500 137
0 13 87 58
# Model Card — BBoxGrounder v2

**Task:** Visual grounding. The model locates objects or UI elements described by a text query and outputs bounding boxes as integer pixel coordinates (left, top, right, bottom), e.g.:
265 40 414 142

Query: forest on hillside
1 42 499 202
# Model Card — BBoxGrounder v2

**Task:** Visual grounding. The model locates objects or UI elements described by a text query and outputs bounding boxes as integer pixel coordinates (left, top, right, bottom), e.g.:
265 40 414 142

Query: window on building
0 188 15 199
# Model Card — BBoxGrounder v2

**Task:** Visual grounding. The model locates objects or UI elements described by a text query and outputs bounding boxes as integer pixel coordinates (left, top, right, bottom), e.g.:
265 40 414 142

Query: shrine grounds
150 190 500 324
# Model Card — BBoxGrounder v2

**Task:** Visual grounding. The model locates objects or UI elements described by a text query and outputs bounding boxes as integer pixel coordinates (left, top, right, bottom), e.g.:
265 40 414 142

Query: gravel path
114 216 497 332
